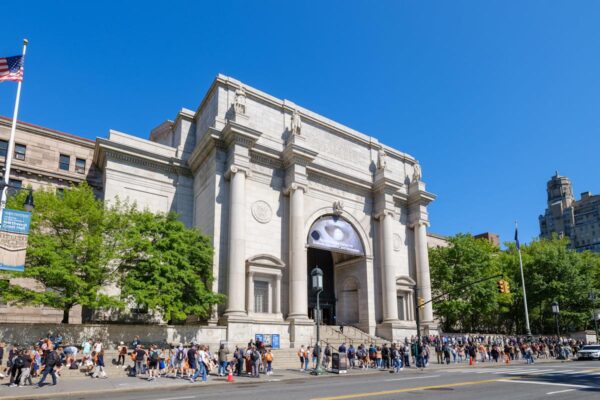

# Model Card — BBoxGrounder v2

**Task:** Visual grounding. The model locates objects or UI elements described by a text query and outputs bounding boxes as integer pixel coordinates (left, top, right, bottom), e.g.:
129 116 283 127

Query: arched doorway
306 214 365 326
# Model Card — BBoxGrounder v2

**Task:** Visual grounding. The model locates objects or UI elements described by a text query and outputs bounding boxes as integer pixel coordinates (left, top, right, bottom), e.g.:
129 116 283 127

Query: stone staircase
310 325 390 349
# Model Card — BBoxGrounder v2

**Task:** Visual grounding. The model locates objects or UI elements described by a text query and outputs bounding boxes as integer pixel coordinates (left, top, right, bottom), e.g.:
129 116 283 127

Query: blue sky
1 1 599 245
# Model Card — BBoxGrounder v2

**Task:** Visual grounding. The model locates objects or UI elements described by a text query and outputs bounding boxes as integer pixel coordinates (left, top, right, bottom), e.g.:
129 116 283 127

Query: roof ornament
290 109 302 136
234 85 246 116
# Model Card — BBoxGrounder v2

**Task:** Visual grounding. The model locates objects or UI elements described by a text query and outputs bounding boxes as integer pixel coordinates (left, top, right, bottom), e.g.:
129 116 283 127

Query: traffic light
497 280 504 293
418 297 425 310
497 279 510 294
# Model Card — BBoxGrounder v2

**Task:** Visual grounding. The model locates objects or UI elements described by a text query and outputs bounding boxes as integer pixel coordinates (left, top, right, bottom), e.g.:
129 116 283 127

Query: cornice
222 120 262 148
187 128 222 173
95 138 190 176
0 118 95 149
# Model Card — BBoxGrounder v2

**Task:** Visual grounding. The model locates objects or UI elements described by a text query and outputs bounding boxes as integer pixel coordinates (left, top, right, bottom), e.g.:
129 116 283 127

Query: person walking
8 349 24 387
37 347 59 387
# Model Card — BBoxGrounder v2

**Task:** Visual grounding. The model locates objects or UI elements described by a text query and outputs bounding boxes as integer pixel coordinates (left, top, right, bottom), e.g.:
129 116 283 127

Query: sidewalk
0 358 571 400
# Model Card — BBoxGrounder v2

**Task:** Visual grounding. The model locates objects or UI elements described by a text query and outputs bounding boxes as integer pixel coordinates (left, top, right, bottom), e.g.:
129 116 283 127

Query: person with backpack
323 344 332 370
147 345 161 381
234 346 244 377
173 344 185 378
392 345 403 374
19 348 34 386
265 349 274 375
190 345 208 383
37 347 59 387
8 348 24 387
250 346 261 378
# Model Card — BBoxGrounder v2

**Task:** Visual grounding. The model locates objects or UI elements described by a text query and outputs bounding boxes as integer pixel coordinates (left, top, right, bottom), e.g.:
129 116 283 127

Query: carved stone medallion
251 200 272 224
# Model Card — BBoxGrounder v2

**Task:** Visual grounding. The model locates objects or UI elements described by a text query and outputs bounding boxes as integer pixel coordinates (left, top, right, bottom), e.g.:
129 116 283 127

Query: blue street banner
0 208 32 272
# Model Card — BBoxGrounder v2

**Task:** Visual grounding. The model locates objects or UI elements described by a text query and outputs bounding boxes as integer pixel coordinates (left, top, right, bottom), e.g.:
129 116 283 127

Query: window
14 144 26 160
59 154 70 171
397 296 405 320
0 140 7 158
75 158 86 174
254 281 269 313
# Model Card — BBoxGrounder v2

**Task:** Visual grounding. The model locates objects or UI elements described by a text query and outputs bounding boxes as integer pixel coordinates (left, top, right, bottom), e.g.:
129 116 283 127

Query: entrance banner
0 209 32 272
308 215 364 256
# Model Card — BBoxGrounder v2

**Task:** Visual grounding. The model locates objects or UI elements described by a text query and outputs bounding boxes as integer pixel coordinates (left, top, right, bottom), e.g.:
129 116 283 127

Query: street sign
0 209 32 272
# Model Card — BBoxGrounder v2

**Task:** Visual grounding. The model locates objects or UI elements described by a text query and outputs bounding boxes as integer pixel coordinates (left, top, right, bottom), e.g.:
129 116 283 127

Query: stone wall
0 323 226 349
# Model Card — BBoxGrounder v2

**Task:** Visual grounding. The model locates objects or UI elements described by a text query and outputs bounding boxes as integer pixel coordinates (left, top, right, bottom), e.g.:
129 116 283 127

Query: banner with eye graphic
307 215 364 256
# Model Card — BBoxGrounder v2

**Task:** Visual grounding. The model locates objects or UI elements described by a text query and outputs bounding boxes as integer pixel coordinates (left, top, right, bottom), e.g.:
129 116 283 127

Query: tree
2 184 127 323
117 210 224 323
429 234 512 333
501 237 600 334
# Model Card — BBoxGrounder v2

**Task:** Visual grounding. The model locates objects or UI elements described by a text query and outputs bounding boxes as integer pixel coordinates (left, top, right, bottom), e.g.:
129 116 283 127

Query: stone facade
0 117 102 323
539 172 600 252
96 75 438 343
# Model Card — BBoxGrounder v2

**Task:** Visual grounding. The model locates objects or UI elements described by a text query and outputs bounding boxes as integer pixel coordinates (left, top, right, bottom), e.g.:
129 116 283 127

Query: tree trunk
62 307 71 324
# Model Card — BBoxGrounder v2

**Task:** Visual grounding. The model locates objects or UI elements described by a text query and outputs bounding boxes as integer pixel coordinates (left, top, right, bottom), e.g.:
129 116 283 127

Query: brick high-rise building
539 172 600 252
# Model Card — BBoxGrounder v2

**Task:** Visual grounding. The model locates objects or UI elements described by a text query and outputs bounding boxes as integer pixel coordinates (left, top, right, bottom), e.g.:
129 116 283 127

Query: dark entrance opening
307 247 336 325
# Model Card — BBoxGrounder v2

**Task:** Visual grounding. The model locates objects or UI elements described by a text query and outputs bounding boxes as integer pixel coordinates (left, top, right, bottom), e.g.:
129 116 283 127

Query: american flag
0 55 24 82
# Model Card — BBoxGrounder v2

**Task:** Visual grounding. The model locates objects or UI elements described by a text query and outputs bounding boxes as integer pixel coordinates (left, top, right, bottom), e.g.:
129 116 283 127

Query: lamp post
590 291 599 343
311 266 324 375
551 300 560 338
0 183 34 215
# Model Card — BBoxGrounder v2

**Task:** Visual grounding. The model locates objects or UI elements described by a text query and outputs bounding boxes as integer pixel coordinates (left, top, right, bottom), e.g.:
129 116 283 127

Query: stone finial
412 163 422 182
234 85 246 115
290 109 302 136
377 149 387 171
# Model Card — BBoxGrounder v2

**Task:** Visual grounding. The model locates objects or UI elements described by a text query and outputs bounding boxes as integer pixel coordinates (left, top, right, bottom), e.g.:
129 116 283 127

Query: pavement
1 358 599 400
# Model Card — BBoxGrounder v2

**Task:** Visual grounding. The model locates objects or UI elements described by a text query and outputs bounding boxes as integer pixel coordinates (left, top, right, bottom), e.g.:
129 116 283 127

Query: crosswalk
445 367 600 377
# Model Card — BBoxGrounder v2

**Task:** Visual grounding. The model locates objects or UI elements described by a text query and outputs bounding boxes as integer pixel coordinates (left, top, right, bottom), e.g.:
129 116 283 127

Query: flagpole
1 39 28 219
516 221 532 339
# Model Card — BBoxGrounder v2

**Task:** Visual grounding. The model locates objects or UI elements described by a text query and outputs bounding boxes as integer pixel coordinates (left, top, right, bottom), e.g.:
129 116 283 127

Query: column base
221 310 249 323
376 320 417 342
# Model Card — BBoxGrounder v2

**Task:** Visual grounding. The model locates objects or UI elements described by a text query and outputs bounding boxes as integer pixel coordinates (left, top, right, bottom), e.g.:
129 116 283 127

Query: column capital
284 182 308 195
410 220 430 229
225 165 251 180
374 210 395 221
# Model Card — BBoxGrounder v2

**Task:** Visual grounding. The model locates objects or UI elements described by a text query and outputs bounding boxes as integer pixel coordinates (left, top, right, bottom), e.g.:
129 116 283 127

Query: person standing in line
19 348 34 386
218 344 229 377
147 345 161 381
134 345 147 376
117 342 127 367
92 349 107 379
297 345 306 371
265 349 273 375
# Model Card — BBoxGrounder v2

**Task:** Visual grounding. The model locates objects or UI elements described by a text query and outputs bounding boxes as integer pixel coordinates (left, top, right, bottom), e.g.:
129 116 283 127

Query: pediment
246 254 285 269
396 275 416 287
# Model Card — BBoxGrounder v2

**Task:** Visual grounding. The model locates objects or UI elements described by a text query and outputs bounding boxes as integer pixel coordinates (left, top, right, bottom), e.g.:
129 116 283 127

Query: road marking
310 377 514 400
498 379 592 389
160 396 196 400
547 389 576 395
385 374 440 382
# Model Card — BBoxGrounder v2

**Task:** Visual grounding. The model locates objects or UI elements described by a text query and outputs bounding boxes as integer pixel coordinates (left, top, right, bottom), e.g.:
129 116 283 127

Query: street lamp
0 183 34 216
552 300 560 338
589 291 599 343
311 266 324 375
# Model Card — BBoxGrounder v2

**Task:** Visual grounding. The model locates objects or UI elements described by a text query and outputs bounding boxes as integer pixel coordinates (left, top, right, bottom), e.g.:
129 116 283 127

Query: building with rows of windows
539 172 600 252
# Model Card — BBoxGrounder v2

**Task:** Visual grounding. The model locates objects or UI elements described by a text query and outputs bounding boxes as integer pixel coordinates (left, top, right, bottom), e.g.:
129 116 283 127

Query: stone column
224 167 247 318
274 275 281 314
414 221 434 322
246 271 254 313
379 211 399 322
288 184 308 320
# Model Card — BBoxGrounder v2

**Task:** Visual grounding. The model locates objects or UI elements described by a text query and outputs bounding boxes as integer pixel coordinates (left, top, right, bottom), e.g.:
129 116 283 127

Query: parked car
576 345 600 360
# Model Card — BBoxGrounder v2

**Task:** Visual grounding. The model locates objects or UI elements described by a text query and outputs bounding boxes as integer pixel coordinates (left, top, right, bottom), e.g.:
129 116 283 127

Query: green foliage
3 184 125 323
2 184 224 324
429 234 511 333
118 211 224 323
430 233 600 334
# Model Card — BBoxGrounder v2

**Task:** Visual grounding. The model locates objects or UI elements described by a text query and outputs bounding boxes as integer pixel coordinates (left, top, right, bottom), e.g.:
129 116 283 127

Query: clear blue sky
1 1 599 245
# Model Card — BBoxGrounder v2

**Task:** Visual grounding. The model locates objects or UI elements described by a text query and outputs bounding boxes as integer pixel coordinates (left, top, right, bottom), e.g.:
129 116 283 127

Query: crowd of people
0 334 277 388
0 331 590 388
298 334 588 373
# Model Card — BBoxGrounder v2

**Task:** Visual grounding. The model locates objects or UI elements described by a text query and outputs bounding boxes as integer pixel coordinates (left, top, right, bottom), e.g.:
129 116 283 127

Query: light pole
0 183 34 215
589 291 599 343
311 266 324 375
551 300 560 338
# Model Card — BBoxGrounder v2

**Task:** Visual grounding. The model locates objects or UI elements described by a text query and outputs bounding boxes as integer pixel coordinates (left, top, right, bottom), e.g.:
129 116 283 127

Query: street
27 361 600 400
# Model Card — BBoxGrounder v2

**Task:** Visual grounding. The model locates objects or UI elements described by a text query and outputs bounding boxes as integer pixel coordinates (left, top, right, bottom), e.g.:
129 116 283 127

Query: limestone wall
0 323 226 348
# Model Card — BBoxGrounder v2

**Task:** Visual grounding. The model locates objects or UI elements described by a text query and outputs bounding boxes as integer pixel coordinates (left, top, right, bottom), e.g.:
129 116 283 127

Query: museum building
93 75 437 345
